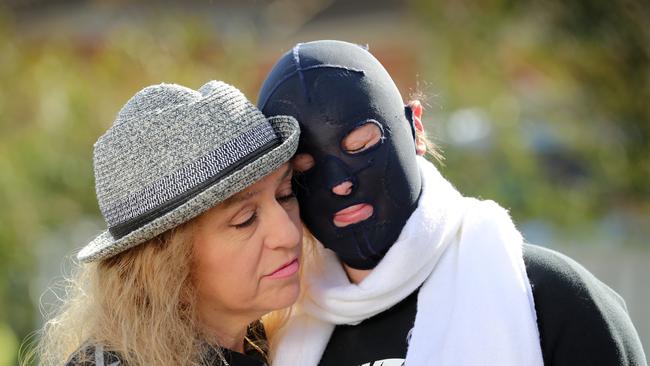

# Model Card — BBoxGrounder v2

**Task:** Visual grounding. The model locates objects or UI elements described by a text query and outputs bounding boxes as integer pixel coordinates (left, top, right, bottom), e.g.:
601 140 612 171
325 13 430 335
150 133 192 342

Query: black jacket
525 244 646 365
318 244 647 365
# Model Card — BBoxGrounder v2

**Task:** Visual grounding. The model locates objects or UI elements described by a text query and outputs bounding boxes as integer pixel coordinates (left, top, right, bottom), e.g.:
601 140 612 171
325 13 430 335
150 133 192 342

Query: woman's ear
408 100 427 156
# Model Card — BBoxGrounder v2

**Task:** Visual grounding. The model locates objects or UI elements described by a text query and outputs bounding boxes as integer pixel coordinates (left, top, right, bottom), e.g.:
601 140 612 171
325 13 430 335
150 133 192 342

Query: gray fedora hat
78 80 299 263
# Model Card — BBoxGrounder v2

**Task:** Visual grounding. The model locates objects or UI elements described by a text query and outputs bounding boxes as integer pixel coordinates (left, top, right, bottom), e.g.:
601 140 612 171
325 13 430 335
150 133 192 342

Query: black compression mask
258 40 422 269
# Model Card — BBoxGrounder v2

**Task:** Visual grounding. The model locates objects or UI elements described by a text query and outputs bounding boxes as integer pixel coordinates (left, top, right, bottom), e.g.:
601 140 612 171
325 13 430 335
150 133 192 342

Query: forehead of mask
281 74 413 159
258 41 414 148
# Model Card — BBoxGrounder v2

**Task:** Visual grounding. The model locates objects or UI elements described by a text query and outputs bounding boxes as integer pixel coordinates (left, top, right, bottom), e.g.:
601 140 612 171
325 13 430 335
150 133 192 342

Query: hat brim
77 115 300 263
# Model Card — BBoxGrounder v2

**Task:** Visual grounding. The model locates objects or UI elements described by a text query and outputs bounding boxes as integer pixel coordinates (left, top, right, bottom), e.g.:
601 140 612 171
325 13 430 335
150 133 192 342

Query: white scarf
272 157 543 366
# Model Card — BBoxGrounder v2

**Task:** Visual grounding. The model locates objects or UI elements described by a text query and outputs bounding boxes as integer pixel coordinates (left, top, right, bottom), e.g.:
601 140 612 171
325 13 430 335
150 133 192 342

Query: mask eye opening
340 119 385 156
291 153 316 174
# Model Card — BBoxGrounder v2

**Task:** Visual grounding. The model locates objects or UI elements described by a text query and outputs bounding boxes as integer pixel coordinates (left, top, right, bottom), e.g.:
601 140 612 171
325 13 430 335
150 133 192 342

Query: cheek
192 238 262 309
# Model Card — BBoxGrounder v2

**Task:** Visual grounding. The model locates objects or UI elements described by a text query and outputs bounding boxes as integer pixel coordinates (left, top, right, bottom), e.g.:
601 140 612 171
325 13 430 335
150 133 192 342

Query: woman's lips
333 203 374 227
266 259 300 279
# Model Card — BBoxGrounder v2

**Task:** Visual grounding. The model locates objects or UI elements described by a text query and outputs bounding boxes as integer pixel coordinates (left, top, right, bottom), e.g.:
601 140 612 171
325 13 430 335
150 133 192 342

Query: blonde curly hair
23 221 287 365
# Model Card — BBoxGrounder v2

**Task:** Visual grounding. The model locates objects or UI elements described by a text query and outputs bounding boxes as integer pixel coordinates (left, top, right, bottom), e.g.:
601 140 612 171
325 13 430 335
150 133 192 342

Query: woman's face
192 163 302 323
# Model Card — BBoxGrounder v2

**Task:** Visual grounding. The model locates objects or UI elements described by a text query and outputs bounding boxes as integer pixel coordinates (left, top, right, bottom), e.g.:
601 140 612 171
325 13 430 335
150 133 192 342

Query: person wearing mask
257 39 646 366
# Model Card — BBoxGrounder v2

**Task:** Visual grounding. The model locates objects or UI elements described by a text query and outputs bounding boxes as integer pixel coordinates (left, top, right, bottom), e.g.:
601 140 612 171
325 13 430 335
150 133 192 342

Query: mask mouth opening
332 203 375 228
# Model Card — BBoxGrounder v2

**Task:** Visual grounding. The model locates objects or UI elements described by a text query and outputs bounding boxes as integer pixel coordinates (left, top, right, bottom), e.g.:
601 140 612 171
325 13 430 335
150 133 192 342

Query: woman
29 80 301 365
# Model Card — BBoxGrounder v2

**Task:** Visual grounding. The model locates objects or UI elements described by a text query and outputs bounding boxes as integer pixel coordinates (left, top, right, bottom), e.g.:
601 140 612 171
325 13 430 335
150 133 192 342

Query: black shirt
318 244 647 366
524 244 646 366
319 287 419 365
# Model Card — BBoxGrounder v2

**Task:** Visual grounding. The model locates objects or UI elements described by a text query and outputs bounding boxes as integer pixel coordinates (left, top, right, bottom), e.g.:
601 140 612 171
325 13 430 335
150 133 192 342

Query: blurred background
0 0 648 364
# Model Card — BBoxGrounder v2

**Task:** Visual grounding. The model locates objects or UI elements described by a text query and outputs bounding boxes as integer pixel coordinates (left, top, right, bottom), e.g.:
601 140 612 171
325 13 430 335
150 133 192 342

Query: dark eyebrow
222 165 293 208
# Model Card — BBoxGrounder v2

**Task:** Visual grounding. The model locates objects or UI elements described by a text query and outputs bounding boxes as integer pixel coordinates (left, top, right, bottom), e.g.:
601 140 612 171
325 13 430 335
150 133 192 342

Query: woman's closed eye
277 191 297 204
230 192 295 229
229 205 257 229
231 211 257 229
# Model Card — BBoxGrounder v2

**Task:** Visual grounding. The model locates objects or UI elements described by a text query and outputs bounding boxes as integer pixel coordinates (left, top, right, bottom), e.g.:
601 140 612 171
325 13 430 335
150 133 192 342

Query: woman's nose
332 180 353 195
264 204 301 250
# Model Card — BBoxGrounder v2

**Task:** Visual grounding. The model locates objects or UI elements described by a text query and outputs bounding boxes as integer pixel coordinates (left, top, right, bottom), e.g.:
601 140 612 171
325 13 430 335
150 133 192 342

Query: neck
197 302 260 353
343 264 373 284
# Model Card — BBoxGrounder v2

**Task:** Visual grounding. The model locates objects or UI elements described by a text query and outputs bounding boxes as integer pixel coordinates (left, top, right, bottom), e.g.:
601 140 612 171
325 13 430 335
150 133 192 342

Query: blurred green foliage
0 0 648 363
0 12 264 362
409 0 650 229
0 323 18 366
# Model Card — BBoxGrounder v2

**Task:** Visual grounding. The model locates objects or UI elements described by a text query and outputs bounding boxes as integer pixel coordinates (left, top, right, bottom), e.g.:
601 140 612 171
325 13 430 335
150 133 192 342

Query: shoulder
523 243 626 306
65 344 124 366
522 244 647 366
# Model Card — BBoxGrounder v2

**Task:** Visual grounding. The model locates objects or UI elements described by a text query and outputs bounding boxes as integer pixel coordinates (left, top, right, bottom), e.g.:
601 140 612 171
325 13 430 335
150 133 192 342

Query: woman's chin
264 279 301 311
